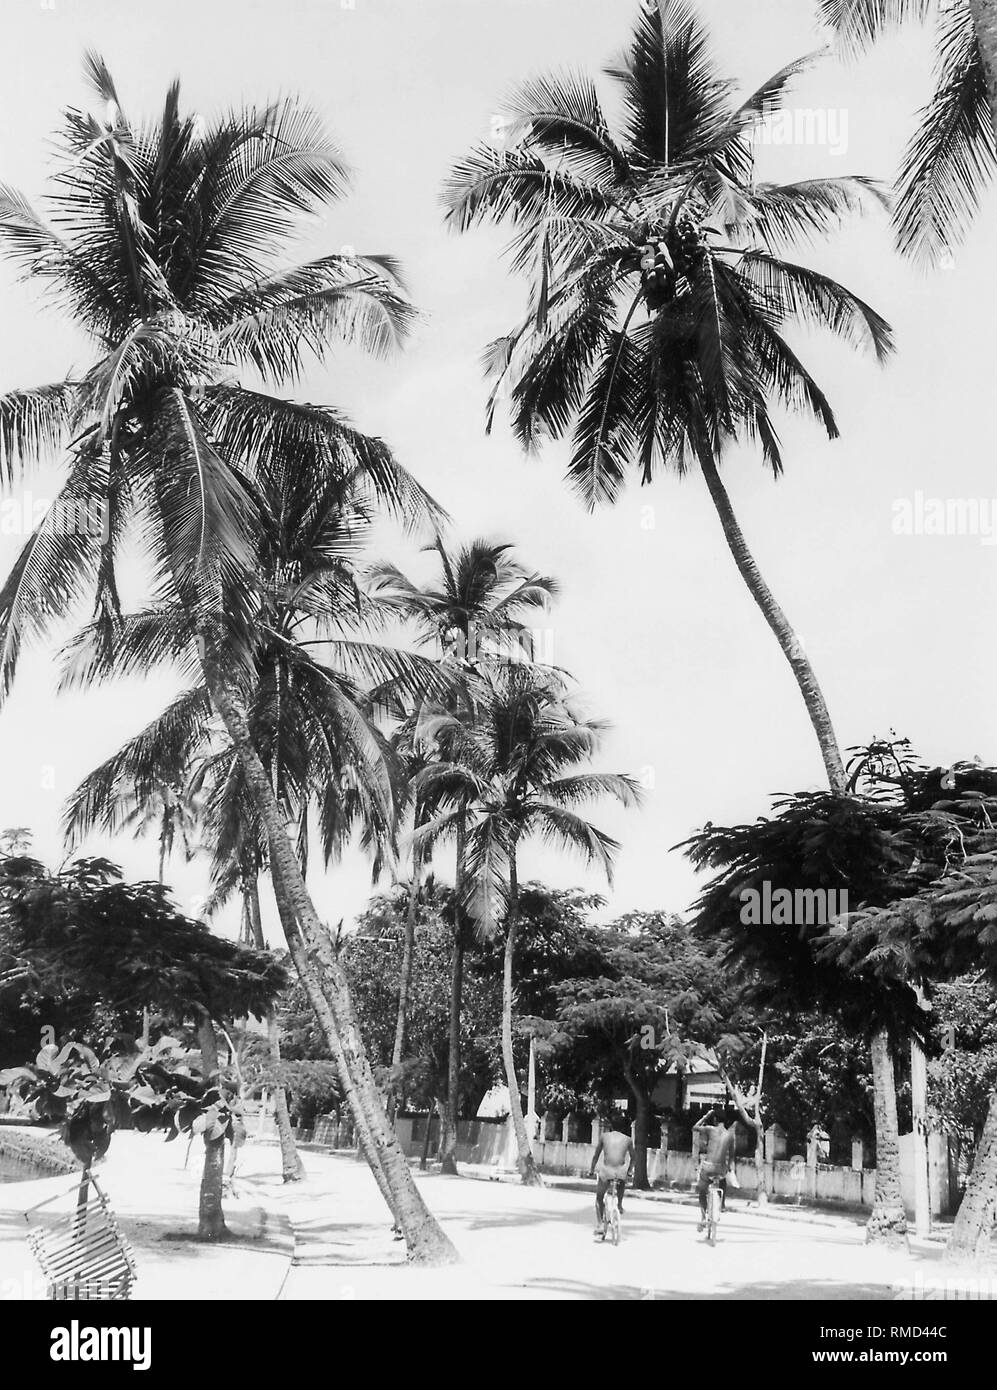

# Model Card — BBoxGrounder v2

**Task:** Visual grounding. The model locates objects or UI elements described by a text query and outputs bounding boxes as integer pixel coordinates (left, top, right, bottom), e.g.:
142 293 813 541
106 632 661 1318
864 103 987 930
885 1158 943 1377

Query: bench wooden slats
27 1173 137 1301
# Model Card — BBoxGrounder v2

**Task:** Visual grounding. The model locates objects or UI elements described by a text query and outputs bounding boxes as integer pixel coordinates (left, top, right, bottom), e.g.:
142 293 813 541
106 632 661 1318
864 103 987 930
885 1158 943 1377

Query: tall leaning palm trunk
698 455 846 792
206 672 458 1264
447 4 892 791
501 852 542 1185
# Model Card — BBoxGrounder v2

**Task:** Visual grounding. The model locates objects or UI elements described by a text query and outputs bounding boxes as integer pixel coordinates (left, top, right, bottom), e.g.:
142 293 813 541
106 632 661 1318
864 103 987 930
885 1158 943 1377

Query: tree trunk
196 1012 227 1242
440 926 464 1175
866 1027 908 1248
392 838 422 1076
269 849 402 1229
501 850 543 1185
623 1059 650 1190
969 0 997 143
204 668 458 1264
440 817 467 1176
268 1012 305 1183
243 875 304 1183
946 1086 997 1263
698 452 846 794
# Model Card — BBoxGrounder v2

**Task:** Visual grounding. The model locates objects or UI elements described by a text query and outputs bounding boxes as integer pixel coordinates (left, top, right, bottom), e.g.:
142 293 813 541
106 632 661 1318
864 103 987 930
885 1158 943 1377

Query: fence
252 1106 955 1217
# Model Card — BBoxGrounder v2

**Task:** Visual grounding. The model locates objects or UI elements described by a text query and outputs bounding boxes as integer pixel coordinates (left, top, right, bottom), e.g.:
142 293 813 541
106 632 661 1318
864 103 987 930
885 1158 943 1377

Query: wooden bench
27 1173 137 1301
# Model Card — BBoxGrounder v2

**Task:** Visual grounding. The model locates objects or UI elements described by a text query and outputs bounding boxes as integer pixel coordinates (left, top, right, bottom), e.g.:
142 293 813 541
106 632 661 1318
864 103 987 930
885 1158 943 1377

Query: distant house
651 1057 726 1114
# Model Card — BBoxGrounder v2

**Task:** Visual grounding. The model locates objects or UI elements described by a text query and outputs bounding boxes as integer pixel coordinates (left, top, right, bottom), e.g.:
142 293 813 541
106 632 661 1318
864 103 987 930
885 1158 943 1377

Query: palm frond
543 772 644 810
202 386 446 533
0 453 109 701
136 387 258 602
736 250 894 361
723 177 890 250
58 607 198 690
530 803 620 882
182 98 351 310
443 144 624 233
894 4 996 266
62 686 212 847
0 383 77 487
501 71 632 184
818 0 933 56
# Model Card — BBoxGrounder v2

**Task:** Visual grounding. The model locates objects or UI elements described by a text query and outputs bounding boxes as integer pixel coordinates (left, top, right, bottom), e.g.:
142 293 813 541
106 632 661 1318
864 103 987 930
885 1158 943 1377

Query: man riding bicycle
588 1117 634 1240
694 1106 739 1232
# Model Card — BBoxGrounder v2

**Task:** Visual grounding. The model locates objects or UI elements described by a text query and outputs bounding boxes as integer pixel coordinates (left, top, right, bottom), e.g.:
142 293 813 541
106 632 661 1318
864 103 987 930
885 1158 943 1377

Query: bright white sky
0 0 994 944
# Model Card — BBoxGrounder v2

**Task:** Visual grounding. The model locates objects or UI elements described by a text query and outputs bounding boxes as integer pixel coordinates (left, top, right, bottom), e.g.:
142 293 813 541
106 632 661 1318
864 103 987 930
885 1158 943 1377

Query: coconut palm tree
417 665 642 1184
61 408 450 1211
445 0 895 794
122 778 201 886
0 58 455 1261
818 1 997 265
369 538 557 1171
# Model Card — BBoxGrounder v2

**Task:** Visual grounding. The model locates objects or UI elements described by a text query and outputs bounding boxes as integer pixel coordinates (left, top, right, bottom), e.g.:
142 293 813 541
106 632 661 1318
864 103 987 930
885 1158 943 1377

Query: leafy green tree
822 779 997 1260
687 742 997 1248
0 850 282 1238
683 789 925 1245
446 0 893 791
760 1012 874 1154
342 885 503 1122
929 976 997 1156
535 913 690 1185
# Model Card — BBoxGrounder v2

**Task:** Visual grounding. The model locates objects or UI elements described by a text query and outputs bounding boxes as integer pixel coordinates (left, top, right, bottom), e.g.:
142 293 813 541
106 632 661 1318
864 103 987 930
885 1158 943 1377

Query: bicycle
602 1183 622 1245
704 1176 723 1246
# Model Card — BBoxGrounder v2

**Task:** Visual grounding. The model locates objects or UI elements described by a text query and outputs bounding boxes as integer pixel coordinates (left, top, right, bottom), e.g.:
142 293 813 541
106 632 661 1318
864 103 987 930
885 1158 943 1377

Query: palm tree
61 411 452 1227
122 778 201 886
369 538 557 1171
0 58 455 1261
818 1 997 265
444 0 895 794
418 665 642 1184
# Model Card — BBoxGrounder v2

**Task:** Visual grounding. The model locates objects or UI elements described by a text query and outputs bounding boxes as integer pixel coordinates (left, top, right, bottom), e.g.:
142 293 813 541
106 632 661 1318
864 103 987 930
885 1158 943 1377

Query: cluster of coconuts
637 213 706 310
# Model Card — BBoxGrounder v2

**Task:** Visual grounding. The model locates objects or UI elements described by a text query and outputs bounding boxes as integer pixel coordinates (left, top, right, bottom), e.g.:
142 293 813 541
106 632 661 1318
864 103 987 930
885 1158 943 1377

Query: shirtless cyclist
588 1118 634 1240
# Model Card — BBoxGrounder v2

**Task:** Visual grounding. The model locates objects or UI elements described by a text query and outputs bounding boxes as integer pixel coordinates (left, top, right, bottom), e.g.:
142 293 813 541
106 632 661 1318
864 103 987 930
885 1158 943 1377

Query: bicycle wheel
707 1185 721 1246
610 1200 621 1246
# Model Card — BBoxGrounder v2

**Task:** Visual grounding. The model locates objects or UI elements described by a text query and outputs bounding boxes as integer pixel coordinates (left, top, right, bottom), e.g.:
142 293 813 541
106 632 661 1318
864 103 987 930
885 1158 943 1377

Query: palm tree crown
419 665 642 932
0 55 424 698
444 0 892 508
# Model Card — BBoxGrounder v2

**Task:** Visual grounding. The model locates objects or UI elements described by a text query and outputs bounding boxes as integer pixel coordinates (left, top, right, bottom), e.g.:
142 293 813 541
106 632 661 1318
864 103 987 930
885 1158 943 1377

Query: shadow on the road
521 1275 897 1301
